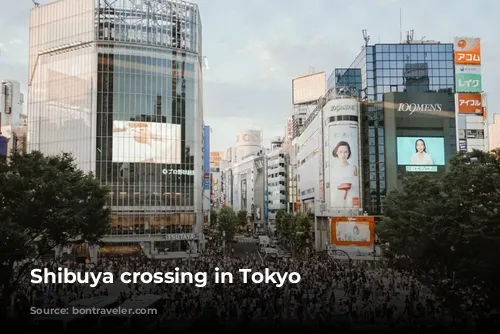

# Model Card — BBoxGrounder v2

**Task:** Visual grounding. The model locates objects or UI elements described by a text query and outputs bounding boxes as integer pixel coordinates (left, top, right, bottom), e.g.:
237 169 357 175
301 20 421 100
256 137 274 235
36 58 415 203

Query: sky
0 0 499 151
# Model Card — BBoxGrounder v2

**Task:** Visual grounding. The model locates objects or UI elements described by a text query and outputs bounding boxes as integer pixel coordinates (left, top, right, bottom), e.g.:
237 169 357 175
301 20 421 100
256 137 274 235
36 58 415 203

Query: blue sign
0 136 8 157
203 126 210 190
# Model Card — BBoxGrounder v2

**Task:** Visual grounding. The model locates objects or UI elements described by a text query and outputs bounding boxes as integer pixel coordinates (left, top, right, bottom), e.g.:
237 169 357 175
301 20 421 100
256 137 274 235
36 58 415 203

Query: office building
0 80 26 161
266 137 288 231
28 0 204 260
290 38 465 253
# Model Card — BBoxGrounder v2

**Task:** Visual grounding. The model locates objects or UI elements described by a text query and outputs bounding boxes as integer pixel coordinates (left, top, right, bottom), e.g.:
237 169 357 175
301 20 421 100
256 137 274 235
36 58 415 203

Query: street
232 235 262 262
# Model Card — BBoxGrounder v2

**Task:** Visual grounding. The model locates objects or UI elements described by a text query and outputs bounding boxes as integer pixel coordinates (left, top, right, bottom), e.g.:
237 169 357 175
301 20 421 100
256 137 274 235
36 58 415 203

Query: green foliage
217 207 237 242
0 151 111 311
236 210 248 227
378 149 500 312
275 210 313 255
209 210 218 227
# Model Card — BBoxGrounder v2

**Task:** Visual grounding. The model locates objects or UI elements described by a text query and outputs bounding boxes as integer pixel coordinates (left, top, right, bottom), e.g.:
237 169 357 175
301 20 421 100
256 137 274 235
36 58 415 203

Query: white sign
162 169 195 175
397 103 443 115
331 104 357 112
164 233 196 241
406 166 438 172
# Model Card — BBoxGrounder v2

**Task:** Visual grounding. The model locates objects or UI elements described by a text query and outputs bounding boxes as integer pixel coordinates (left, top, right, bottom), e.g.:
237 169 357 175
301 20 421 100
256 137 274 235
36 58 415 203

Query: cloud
9 39 22 45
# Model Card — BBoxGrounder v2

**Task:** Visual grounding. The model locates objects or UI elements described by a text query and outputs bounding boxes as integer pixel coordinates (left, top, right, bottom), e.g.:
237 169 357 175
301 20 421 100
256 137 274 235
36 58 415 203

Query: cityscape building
329 39 458 215
221 130 266 231
0 80 26 161
266 137 289 231
27 0 204 260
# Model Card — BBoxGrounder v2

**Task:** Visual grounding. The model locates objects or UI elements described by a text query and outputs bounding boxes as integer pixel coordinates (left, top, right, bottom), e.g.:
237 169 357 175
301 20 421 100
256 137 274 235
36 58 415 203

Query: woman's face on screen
416 140 425 153
337 145 349 162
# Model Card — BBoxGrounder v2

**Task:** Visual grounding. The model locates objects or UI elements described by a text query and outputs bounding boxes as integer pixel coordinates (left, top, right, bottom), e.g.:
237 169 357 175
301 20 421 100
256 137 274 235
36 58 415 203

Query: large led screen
112 121 181 164
397 137 445 172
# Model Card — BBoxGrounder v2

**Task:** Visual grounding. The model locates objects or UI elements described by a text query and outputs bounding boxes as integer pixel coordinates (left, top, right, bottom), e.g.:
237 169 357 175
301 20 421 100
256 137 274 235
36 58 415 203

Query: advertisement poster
456 73 482 93
328 124 360 209
454 38 481 65
330 216 375 257
457 93 483 114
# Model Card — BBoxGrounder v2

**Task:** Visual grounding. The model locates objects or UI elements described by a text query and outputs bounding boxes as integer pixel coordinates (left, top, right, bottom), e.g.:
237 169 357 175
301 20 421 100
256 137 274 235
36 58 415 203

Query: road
232 235 262 262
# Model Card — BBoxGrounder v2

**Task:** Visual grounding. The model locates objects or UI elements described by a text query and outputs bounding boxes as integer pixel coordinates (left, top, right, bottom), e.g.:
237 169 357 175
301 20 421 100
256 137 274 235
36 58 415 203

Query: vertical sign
454 38 482 93
325 98 360 210
453 37 485 152
203 126 210 190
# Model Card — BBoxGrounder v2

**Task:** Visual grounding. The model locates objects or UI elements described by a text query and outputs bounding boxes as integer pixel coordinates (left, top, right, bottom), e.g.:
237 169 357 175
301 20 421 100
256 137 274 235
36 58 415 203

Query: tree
278 211 295 246
0 151 111 315
236 210 248 230
378 149 500 318
292 212 313 255
217 207 237 243
275 209 286 237
209 210 218 228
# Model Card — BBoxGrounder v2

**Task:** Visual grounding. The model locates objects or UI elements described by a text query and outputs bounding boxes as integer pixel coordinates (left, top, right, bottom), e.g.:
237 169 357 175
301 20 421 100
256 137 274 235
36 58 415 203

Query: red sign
457 93 483 114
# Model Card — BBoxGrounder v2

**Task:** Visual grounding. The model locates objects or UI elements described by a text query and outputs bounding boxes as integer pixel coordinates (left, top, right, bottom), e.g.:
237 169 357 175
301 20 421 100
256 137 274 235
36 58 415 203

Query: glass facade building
330 42 455 215
327 68 362 98
28 0 204 255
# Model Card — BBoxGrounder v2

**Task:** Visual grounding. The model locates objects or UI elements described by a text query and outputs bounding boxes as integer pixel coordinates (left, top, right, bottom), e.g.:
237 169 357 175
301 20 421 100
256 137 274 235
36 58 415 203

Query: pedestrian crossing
235 236 257 243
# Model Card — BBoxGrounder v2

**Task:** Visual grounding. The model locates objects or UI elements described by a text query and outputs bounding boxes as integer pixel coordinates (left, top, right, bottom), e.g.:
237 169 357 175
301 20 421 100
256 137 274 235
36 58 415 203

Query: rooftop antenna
362 29 370 46
399 8 402 43
32 0 40 6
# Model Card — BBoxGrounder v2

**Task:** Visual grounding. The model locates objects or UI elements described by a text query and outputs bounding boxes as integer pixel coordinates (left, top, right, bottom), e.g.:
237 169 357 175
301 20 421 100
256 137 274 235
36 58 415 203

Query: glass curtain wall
336 43 454 215
94 0 203 243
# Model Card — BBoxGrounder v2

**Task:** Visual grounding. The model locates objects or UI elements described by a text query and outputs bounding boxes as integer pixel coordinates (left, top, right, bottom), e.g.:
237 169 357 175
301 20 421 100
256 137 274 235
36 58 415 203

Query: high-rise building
28 0 204 259
0 80 26 161
267 138 288 230
329 40 457 215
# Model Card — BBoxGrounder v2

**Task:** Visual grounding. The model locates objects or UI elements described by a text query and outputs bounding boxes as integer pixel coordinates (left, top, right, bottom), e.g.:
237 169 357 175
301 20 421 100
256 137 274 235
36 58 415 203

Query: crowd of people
3 236 485 331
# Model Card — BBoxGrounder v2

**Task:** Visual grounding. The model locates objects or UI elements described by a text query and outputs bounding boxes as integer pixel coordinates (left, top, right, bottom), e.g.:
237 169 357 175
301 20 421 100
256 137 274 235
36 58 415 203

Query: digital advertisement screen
112 121 181 164
397 137 445 172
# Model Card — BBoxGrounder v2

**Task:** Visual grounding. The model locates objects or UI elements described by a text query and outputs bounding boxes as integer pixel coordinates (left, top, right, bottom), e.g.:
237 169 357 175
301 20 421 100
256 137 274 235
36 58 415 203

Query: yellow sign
210 151 223 167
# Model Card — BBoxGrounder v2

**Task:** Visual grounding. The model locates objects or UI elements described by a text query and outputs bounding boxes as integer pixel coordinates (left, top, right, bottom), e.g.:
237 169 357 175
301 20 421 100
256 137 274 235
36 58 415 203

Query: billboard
210 151 223 168
397 137 445 172
292 72 326 105
327 99 360 209
457 93 483 114
203 126 210 190
330 216 375 257
112 121 181 164
454 38 481 65
456 73 482 93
